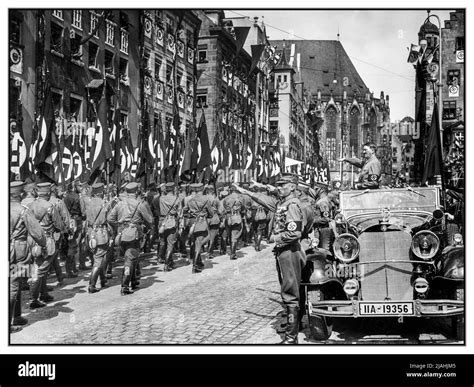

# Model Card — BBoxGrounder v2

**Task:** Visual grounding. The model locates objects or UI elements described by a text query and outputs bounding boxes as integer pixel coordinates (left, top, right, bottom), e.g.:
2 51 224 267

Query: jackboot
28 278 44 309
88 267 101 293
255 233 262 252
157 242 166 264
230 242 237 260
164 250 175 272
280 306 299 344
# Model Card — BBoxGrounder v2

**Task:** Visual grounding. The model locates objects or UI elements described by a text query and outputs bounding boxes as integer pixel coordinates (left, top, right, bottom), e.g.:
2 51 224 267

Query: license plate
359 302 414 316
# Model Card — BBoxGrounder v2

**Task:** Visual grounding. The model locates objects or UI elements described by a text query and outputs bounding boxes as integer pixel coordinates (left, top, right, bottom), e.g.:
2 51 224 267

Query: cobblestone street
11 242 459 345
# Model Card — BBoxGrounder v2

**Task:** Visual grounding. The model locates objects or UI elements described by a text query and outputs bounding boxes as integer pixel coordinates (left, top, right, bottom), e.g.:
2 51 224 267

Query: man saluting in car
339 142 381 190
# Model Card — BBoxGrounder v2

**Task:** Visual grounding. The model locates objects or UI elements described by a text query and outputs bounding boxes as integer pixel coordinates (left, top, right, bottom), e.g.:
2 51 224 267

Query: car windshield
340 187 439 217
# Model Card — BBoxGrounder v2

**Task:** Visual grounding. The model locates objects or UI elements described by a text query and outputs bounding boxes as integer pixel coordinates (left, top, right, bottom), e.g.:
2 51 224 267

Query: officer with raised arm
339 142 381 189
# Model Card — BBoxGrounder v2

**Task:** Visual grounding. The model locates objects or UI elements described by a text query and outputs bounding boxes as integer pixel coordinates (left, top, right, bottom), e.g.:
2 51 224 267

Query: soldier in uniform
185 183 214 273
240 183 254 247
220 184 244 260
217 187 230 255
178 183 193 259
104 184 121 279
27 182 68 308
85 183 111 293
79 183 93 269
157 182 181 271
314 189 340 250
10 181 46 332
21 180 37 207
339 142 382 189
204 184 221 259
63 181 86 277
48 184 71 286
107 182 154 295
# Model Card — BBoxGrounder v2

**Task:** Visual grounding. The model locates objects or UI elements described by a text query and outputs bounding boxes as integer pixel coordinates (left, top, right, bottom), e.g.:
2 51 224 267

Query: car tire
446 223 460 246
318 227 333 251
451 286 464 341
307 287 333 341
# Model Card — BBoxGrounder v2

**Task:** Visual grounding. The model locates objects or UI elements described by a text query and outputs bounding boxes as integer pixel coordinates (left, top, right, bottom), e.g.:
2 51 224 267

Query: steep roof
273 43 294 72
270 39 369 99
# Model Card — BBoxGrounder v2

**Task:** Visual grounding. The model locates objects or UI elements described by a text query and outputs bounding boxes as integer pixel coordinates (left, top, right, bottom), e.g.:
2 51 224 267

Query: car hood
346 211 431 232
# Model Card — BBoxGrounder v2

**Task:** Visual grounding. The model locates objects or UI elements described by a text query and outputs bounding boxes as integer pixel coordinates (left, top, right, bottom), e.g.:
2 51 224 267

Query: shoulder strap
10 208 26 239
129 199 143 223
165 196 180 217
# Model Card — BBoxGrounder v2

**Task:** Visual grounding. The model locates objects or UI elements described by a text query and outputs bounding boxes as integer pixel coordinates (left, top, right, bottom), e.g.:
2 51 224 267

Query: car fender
438 245 464 280
304 248 339 285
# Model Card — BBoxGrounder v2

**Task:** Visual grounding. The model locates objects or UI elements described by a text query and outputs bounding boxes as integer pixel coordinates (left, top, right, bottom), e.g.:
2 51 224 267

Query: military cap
24 181 37 193
275 173 299 185
125 182 139 193
165 182 175 189
37 182 52 194
298 181 311 193
190 183 204 191
10 181 25 194
91 182 105 194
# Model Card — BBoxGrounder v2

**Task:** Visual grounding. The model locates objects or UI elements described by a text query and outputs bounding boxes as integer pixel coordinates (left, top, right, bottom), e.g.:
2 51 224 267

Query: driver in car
339 142 381 189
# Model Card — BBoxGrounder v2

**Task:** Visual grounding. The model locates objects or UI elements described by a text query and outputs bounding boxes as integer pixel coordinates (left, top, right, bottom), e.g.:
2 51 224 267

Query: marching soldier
79 183 93 269
107 182 154 295
104 186 121 279
220 184 244 260
10 181 46 332
252 186 271 252
204 184 221 259
178 183 193 259
217 187 230 255
240 183 254 247
63 180 86 277
48 184 71 286
157 182 181 271
338 142 382 189
85 183 111 293
185 183 214 273
27 182 68 308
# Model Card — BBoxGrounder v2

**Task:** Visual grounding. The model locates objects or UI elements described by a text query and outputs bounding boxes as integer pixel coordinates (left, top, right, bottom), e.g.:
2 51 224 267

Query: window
119 58 128 82
51 91 63 118
90 11 99 37
198 49 207 63
72 10 82 30
154 56 162 80
177 70 183 87
325 107 337 168
69 95 82 121
52 10 63 20
283 75 287 82
10 17 21 45
143 48 151 71
106 20 115 46
455 36 464 51
349 107 360 157
196 93 207 108
50 22 64 55
120 29 129 54
186 29 194 48
166 63 173 84
166 15 174 34
70 33 83 61
104 50 115 77
442 101 457 120
88 42 99 68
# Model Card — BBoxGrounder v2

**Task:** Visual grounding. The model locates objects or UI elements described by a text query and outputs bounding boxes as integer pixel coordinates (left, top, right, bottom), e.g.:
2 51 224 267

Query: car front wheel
451 286 464 341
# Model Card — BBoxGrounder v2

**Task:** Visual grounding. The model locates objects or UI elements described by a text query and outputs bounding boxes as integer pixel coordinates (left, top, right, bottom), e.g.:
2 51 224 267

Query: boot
89 267 101 289
164 250 175 272
120 287 134 295
29 279 44 309
280 306 299 344
220 237 227 255
207 243 214 259
255 233 262 252
157 241 166 264
230 242 237 260
11 316 28 326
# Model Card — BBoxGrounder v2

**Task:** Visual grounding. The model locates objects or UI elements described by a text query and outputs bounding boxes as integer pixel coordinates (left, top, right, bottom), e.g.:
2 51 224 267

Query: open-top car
303 186 465 342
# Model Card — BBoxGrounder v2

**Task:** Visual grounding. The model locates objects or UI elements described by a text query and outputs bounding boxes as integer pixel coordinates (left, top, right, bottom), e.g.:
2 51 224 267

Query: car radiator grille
358 231 414 301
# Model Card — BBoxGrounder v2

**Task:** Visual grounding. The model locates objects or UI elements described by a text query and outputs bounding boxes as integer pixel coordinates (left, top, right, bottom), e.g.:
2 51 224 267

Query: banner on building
447 69 460 98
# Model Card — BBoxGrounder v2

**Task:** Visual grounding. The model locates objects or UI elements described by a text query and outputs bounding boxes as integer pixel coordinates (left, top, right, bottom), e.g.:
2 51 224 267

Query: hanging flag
407 44 421 64
210 130 221 174
190 110 212 173
34 87 54 170
422 103 442 184
250 44 266 74
244 143 253 173
9 117 29 180
111 99 122 185
179 123 194 181
234 26 250 55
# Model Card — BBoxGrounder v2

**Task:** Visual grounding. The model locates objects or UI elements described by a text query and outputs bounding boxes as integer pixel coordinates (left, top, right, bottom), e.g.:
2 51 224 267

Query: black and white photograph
8 7 465 348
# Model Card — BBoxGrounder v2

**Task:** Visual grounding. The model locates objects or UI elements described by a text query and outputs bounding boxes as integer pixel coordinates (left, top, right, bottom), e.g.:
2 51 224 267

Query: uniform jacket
314 195 335 227
28 197 67 235
85 196 109 229
221 193 243 215
10 200 46 245
107 194 154 228
63 191 86 219
185 193 214 219
273 195 303 248
50 195 71 233
299 196 316 239
158 193 182 218
345 154 381 189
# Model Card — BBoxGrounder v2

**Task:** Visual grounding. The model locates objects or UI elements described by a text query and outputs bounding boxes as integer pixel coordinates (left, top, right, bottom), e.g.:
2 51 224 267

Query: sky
226 9 454 122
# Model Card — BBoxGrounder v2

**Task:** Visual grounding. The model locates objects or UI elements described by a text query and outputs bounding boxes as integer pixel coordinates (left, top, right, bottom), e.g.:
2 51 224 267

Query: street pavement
10 242 460 345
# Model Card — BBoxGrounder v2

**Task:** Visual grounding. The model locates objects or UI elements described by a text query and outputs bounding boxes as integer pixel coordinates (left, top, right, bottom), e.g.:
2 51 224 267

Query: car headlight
411 230 440 260
334 213 346 224
333 233 360 263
